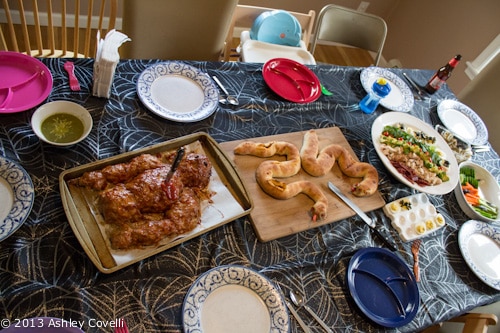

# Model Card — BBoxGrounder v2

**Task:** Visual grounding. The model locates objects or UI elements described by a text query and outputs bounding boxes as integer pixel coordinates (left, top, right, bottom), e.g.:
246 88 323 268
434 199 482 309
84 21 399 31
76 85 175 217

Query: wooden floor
228 37 375 67
313 44 375 67
2 30 375 67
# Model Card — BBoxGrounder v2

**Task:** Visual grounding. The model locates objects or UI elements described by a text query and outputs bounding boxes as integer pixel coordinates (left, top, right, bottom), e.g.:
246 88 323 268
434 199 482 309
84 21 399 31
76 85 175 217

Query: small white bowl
31 100 92 146
454 161 500 223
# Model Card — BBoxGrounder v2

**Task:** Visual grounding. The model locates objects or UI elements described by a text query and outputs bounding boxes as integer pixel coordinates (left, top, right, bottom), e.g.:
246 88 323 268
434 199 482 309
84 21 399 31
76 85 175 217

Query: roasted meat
71 151 212 249
176 153 212 188
98 184 142 226
73 154 164 190
109 187 201 249
124 166 184 213
99 167 184 224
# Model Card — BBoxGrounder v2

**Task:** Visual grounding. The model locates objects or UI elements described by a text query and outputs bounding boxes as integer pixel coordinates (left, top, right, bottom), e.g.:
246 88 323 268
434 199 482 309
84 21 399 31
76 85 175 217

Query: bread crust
301 130 379 196
233 130 379 221
234 140 328 220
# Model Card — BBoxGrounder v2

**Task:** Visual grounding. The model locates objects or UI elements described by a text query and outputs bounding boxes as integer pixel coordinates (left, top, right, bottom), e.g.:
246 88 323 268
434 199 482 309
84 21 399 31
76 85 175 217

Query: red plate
262 58 321 103
0 51 53 113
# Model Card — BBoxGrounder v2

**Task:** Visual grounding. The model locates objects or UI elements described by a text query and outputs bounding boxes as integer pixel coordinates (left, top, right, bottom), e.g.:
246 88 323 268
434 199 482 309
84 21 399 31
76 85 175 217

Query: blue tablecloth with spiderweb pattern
0 58 498 333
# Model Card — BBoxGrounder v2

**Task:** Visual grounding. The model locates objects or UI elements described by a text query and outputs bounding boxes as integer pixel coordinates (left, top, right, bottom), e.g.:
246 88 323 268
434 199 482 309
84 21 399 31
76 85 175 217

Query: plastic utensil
64 61 81 91
290 289 334 333
114 318 129 333
321 84 333 96
411 239 422 282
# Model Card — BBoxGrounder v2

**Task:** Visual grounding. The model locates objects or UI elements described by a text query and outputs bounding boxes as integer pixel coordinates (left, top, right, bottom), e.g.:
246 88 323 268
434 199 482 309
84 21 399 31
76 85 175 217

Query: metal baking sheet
60 132 252 273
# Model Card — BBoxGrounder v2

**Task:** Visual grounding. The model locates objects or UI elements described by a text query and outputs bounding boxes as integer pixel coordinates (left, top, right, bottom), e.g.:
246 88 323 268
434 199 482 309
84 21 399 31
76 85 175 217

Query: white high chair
223 5 316 65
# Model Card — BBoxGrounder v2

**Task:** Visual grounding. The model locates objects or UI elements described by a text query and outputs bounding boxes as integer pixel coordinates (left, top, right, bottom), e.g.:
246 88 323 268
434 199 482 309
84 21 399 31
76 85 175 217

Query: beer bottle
425 54 462 94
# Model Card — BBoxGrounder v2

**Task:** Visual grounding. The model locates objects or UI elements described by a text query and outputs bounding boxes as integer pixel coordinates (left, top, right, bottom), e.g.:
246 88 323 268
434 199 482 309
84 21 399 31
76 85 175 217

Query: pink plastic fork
63 61 81 91
114 318 129 333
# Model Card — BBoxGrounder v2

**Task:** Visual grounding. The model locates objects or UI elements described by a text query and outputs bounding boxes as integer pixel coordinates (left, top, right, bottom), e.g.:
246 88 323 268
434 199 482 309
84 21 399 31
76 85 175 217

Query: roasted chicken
71 151 212 249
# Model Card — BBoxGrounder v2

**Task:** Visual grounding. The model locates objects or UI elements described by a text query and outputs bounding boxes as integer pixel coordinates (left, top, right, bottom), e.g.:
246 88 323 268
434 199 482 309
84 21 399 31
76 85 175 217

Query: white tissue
92 29 131 98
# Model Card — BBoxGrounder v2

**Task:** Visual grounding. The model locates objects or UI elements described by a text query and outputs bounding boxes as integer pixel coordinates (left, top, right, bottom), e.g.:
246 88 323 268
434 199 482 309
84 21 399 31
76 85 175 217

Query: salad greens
460 167 498 219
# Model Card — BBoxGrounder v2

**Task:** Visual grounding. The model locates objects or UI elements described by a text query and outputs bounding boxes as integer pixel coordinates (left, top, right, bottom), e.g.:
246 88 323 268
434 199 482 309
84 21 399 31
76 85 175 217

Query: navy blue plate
347 247 419 327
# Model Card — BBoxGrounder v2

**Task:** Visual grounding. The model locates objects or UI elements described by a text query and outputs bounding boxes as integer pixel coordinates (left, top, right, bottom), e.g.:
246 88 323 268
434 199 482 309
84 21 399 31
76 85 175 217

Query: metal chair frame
310 4 387 66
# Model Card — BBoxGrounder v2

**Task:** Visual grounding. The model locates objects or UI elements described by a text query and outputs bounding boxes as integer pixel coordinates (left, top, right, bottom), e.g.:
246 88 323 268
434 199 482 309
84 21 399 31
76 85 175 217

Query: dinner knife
327 182 397 251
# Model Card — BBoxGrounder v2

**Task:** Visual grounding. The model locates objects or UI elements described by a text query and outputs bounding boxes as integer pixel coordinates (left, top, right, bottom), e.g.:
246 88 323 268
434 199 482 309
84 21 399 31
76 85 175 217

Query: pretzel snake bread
300 130 379 196
234 141 328 221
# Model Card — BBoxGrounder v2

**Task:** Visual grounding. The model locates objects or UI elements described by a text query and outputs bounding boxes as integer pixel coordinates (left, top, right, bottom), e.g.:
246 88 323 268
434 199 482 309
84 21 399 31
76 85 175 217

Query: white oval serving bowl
454 161 500 223
31 100 92 146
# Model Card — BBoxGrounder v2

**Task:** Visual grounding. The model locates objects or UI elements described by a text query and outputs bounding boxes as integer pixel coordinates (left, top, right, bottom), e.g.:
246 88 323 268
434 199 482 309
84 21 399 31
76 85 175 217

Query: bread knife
327 181 397 251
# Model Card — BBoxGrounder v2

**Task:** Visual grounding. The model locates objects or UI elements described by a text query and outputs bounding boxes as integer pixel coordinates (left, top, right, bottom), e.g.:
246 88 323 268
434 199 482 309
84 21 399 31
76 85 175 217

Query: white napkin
92 29 131 98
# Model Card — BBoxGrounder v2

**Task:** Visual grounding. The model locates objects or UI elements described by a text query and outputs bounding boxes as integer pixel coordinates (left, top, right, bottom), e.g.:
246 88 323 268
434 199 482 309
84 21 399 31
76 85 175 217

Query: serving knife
165 147 185 183
162 147 185 200
327 182 397 251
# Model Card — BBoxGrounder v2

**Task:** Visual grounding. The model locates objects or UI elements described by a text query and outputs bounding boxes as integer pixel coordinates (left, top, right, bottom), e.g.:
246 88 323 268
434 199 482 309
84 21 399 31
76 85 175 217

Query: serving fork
63 61 81 91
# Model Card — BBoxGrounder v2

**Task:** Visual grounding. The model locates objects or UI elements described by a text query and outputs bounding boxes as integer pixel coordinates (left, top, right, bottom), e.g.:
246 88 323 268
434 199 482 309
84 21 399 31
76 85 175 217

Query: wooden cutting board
220 127 386 242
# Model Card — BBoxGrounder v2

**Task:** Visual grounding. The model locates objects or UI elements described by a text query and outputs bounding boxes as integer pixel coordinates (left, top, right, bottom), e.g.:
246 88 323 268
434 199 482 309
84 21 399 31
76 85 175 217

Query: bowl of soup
31 101 92 146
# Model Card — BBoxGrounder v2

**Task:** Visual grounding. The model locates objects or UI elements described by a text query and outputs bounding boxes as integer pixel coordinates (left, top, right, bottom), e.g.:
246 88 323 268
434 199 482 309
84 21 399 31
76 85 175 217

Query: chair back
310 4 387 66
121 0 238 61
223 5 315 61
1 0 117 58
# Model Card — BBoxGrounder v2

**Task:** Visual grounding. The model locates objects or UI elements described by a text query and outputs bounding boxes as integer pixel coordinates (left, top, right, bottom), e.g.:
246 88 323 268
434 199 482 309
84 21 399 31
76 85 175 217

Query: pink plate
262 58 321 103
0 51 53 113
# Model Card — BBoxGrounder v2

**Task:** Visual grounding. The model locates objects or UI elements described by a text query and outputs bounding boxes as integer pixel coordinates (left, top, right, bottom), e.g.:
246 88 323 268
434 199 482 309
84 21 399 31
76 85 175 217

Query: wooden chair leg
420 313 498 333
449 313 498 333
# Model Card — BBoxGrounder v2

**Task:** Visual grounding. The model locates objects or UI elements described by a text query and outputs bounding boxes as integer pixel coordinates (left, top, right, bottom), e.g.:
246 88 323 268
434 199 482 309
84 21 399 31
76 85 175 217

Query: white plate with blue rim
360 67 414 112
182 265 290 333
437 100 488 145
458 220 500 291
0 156 34 242
137 62 219 122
